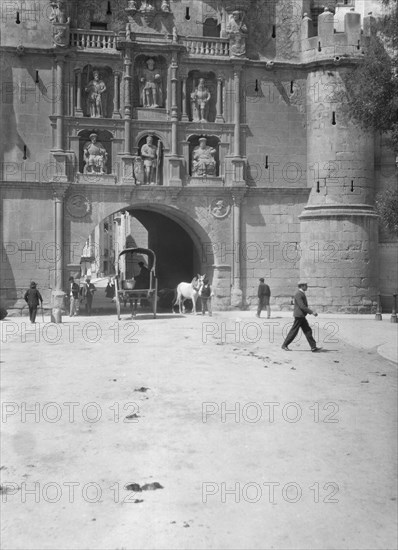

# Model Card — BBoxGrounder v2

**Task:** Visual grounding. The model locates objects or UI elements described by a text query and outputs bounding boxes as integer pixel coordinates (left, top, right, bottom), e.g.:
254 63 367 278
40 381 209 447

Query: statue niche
79 130 112 175
187 73 216 123
134 134 163 185
82 66 113 118
49 0 70 48
189 136 220 177
135 56 166 109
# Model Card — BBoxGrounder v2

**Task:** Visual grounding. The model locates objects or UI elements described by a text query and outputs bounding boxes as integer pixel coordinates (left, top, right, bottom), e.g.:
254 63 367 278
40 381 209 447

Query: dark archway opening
130 209 200 291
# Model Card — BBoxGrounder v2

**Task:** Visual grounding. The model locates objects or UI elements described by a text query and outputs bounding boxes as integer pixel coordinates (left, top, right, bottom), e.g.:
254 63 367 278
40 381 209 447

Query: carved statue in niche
49 0 70 48
192 138 217 177
49 0 69 24
140 135 161 185
140 58 163 108
85 71 107 118
83 133 108 174
227 10 247 57
190 78 211 122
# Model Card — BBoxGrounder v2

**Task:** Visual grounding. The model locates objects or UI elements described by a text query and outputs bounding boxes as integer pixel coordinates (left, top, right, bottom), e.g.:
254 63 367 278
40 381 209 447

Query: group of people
256 277 321 352
23 272 320 350
68 276 97 317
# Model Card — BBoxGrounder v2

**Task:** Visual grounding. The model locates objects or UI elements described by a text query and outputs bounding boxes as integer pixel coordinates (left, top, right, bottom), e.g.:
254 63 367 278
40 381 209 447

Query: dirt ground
1 311 397 550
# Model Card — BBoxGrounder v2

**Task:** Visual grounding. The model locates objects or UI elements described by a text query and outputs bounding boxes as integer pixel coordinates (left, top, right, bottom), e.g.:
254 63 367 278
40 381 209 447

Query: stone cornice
0 45 363 72
299 204 378 219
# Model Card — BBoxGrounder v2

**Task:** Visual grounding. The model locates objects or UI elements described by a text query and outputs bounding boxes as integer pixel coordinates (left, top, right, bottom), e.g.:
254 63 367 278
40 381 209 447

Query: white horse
172 274 205 314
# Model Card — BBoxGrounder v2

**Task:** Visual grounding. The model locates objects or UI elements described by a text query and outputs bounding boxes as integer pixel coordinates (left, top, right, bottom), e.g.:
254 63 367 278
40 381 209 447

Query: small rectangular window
90 22 107 30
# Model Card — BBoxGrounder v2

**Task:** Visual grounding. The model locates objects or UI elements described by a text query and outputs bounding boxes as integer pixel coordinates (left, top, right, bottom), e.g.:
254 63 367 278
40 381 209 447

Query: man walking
256 278 271 318
69 276 80 317
282 281 321 352
81 277 96 316
24 281 43 323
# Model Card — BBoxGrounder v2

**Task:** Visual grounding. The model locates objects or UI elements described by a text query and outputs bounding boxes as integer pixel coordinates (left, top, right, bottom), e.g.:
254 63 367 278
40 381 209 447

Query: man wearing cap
24 281 43 324
256 278 271 319
81 277 96 316
282 281 321 352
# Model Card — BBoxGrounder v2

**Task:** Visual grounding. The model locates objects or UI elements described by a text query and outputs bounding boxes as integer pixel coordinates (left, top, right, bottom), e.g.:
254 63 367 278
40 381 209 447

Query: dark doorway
203 18 220 38
129 209 200 291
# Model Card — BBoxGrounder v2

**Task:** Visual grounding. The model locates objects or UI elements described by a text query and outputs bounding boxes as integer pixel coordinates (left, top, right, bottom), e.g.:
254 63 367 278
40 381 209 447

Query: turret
298 8 379 312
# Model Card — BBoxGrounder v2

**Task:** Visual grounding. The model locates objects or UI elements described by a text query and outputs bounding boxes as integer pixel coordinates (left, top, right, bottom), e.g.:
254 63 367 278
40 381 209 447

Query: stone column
51 186 68 323
123 50 132 153
55 57 65 151
181 75 189 121
216 75 224 123
233 66 241 157
170 54 178 155
113 71 122 118
75 68 83 116
230 188 245 307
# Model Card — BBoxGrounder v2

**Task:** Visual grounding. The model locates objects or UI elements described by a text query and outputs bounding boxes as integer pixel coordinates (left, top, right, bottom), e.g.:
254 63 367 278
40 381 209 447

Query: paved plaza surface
1 311 397 550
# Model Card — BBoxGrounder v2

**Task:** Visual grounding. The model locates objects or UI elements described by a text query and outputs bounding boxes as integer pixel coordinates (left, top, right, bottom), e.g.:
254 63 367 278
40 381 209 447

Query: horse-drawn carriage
114 247 158 320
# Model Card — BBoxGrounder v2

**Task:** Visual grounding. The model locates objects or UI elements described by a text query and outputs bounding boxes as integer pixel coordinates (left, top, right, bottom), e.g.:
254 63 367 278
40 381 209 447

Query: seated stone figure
83 133 107 174
192 137 217 177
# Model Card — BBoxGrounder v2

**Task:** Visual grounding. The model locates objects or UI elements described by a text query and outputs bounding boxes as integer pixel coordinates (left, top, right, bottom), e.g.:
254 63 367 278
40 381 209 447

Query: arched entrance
75 205 205 291
65 189 221 309
129 209 201 289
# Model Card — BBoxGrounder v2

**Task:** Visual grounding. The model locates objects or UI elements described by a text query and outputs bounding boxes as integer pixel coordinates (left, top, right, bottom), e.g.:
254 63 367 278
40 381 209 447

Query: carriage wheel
152 280 158 318
116 293 121 321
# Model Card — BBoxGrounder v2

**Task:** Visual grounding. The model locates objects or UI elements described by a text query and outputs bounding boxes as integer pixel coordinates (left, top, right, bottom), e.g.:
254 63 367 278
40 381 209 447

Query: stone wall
241 189 310 309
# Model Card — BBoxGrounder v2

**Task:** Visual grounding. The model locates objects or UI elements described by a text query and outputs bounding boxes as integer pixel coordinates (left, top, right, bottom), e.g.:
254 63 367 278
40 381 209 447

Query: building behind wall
0 0 397 313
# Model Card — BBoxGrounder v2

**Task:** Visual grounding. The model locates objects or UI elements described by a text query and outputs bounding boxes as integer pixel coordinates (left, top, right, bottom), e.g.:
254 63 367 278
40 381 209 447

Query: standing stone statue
140 135 159 184
190 78 211 122
192 137 217 177
227 10 248 57
49 0 69 24
140 58 163 108
49 0 70 48
83 133 108 174
85 71 107 118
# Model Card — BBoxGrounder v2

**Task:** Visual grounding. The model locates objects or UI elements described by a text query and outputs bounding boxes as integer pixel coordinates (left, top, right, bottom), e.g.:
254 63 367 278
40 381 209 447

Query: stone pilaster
230 187 246 307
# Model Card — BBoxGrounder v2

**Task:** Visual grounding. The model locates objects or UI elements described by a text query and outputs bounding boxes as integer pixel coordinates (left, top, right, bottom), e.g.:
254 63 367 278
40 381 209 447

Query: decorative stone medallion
66 194 91 218
210 198 231 219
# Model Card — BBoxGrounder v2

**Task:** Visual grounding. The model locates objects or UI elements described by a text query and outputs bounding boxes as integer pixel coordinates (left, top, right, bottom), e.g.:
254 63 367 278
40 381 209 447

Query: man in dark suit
81 277 96 316
24 281 43 323
134 261 150 289
256 277 271 318
282 281 321 352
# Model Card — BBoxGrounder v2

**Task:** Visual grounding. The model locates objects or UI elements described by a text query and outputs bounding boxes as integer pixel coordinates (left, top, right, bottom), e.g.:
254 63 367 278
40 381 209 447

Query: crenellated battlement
300 7 376 64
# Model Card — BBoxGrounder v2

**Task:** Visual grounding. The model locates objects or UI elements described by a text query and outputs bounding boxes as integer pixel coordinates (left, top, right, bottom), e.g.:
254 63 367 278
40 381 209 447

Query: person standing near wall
24 281 43 324
256 277 271 318
69 276 80 317
200 276 213 316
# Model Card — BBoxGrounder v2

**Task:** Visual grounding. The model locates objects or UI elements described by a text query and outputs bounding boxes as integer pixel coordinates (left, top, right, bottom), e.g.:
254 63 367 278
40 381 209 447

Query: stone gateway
0 0 396 314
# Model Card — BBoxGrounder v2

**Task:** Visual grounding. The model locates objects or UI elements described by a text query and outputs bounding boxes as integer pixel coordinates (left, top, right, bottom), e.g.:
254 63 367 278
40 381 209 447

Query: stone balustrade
183 37 230 57
71 30 117 50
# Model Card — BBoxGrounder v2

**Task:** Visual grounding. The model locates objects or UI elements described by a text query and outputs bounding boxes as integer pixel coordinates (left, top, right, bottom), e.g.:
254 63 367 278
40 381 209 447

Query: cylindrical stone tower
299 66 379 312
